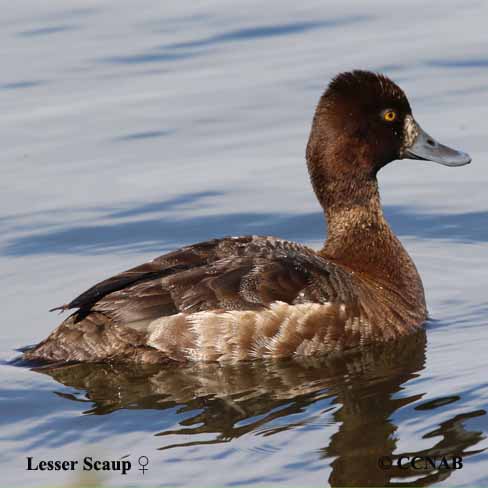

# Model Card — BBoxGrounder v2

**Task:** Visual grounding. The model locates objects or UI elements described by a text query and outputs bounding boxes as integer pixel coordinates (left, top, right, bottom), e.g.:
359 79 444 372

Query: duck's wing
63 236 355 326
54 237 237 315
26 236 358 363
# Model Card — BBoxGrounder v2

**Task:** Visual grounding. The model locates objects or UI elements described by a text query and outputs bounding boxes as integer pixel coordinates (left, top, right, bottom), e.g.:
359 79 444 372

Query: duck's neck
318 176 423 298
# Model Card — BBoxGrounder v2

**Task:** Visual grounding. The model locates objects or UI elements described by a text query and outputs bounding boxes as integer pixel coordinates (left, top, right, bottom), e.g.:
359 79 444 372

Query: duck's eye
383 110 397 122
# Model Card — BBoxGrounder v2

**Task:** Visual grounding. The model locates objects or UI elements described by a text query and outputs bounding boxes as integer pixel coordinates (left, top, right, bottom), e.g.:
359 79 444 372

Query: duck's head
307 70 471 194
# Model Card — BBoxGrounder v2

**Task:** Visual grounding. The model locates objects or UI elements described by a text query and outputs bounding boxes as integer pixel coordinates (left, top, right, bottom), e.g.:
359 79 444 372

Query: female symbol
138 456 149 475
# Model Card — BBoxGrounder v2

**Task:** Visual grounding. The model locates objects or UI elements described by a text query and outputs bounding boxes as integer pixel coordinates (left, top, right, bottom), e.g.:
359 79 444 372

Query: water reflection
113 129 175 142
428 58 488 69
5 203 488 256
103 16 369 66
31 332 485 486
17 25 76 37
162 18 365 50
0 80 45 91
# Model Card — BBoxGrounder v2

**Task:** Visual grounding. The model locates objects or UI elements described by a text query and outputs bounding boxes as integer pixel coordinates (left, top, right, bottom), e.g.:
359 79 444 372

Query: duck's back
23 236 424 364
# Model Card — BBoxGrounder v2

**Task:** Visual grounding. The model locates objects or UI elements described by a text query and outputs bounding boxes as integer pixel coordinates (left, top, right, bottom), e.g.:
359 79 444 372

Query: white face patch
400 115 419 157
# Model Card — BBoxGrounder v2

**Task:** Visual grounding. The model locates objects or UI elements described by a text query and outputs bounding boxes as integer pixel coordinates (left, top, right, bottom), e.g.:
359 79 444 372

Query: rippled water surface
1 1 488 486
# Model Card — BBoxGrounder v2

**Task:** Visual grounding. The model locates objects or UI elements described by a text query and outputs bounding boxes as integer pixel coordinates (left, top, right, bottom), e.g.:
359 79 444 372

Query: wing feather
25 236 360 363
55 237 356 326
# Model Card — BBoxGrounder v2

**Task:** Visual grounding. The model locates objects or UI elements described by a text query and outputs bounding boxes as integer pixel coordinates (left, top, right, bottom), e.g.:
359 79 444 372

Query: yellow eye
383 110 397 122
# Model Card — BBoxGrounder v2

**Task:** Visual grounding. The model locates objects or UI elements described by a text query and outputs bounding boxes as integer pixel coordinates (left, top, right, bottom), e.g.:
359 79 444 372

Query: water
1 1 488 486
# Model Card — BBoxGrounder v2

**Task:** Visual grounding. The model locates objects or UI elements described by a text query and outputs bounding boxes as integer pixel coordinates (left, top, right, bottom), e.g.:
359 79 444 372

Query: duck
23 70 471 364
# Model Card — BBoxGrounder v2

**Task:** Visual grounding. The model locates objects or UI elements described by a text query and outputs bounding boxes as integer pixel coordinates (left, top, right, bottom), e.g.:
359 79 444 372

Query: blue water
1 1 488 486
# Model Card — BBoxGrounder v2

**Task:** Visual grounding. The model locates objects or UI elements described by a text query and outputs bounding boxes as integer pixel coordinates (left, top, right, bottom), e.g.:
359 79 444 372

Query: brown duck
23 70 470 364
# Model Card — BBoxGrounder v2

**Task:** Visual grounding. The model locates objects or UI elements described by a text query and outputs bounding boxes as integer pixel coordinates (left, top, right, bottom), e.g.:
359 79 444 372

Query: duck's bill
404 120 471 167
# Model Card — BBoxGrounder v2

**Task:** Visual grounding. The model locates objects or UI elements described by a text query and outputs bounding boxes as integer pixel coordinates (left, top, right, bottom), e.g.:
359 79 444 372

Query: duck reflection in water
33 331 485 487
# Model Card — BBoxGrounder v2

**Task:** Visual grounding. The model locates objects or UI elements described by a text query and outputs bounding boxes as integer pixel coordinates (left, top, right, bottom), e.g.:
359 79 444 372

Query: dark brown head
306 71 471 209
